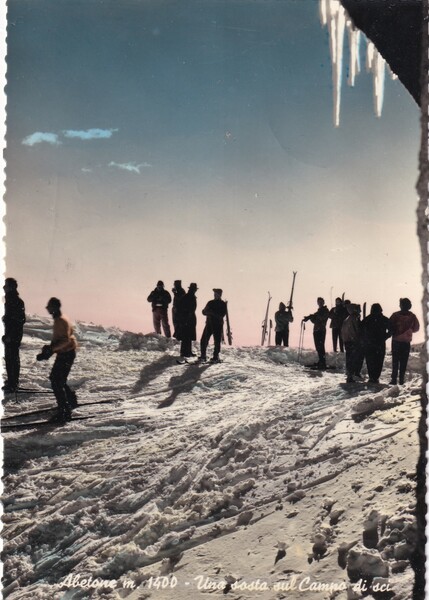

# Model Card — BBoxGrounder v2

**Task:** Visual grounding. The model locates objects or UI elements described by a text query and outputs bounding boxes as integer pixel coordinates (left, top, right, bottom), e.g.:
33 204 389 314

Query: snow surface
2 316 422 599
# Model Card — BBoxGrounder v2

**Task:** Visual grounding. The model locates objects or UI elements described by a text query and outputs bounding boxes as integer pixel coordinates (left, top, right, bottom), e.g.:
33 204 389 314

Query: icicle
366 40 375 72
320 1 388 125
388 64 398 81
319 0 346 127
366 41 385 118
319 0 328 27
347 22 361 87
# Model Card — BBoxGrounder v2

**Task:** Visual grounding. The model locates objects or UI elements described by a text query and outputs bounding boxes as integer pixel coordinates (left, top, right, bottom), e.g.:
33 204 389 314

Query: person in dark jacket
329 297 347 352
274 302 293 346
2 278 26 392
362 303 392 384
147 281 172 338
199 289 227 363
389 298 420 385
37 297 78 424
303 297 329 369
176 283 198 358
172 280 186 339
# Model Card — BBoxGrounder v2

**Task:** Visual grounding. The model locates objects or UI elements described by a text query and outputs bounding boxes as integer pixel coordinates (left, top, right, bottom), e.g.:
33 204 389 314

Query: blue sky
6 0 422 345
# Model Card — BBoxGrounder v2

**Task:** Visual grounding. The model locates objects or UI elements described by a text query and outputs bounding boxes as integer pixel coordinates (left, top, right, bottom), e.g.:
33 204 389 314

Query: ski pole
298 321 305 363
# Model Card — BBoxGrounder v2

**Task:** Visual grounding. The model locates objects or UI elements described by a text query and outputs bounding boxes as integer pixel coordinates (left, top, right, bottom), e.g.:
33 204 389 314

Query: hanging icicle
320 0 346 127
366 41 386 118
347 21 361 87
319 0 389 126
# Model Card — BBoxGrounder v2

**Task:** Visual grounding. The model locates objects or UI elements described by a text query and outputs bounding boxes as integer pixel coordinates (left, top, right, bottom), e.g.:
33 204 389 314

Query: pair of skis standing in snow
261 272 297 348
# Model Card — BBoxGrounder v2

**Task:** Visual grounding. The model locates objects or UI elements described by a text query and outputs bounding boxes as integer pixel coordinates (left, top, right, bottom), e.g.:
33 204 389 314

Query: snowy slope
2 317 422 599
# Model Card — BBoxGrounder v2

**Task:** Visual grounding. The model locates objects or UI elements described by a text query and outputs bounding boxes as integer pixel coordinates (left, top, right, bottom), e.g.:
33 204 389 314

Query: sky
5 0 423 347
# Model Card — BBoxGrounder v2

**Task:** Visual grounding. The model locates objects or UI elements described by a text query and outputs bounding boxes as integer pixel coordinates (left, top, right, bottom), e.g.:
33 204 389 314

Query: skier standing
2 278 26 392
389 298 419 385
147 281 172 338
341 303 362 383
172 280 186 339
199 289 227 363
329 297 347 352
176 283 198 358
361 303 392 384
303 297 329 369
37 297 78 424
274 302 293 347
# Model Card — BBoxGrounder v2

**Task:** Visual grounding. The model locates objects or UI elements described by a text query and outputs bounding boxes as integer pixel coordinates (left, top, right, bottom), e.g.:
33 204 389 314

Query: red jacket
389 311 419 343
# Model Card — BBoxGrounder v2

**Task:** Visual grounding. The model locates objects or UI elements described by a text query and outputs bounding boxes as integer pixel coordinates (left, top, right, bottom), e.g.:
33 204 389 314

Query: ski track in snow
2 316 422 599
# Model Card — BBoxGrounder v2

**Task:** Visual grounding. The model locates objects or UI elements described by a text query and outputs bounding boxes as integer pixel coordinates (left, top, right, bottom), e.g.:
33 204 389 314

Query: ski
176 356 200 364
4 388 55 396
304 363 336 370
339 381 364 390
287 271 297 310
268 319 273 346
2 415 95 431
225 301 233 345
2 398 118 422
16 386 53 393
261 291 272 346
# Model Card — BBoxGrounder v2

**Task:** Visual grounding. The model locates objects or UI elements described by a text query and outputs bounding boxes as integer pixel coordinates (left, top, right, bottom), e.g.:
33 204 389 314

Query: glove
37 344 53 361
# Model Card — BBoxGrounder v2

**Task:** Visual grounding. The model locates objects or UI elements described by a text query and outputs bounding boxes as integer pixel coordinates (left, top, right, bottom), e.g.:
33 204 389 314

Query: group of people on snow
302 296 420 385
2 277 421 425
147 280 228 363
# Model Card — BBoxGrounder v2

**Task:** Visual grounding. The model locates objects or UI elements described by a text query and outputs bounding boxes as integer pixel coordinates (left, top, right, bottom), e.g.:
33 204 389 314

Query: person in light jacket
341 303 362 383
389 298 419 385
37 297 78 424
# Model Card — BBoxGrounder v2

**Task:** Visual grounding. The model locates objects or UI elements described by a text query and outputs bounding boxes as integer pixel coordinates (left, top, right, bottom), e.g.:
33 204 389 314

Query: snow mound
118 332 178 352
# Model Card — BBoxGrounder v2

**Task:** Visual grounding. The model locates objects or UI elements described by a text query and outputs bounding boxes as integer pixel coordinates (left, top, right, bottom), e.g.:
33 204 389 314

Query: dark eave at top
340 0 423 105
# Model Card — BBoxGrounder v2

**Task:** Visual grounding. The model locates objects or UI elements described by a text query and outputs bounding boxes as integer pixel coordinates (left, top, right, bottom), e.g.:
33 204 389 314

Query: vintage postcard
2 0 426 598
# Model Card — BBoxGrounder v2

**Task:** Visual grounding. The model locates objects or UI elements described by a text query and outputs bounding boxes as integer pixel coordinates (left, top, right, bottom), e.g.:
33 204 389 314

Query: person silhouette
199 289 227 363
274 302 293 347
37 298 78 424
147 281 172 337
2 278 26 392
303 297 329 369
389 298 419 385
